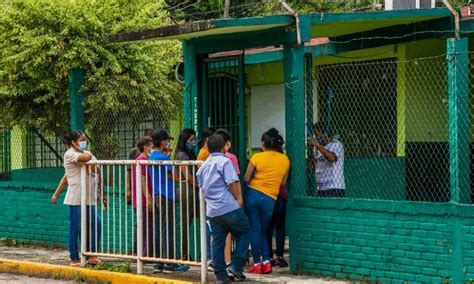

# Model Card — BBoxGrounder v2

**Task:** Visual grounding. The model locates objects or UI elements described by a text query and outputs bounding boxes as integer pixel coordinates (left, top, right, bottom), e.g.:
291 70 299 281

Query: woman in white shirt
52 131 102 266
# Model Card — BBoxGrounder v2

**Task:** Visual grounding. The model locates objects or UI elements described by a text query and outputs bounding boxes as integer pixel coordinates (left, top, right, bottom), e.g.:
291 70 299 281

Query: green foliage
0 0 182 136
87 262 132 273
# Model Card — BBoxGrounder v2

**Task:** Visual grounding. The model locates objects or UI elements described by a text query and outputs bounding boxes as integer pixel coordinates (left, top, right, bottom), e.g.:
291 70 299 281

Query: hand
51 194 59 205
307 138 316 146
126 190 131 205
146 199 154 212
237 198 244 208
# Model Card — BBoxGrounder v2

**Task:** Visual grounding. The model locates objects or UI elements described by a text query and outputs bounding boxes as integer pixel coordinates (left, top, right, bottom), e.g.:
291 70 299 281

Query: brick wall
290 198 474 282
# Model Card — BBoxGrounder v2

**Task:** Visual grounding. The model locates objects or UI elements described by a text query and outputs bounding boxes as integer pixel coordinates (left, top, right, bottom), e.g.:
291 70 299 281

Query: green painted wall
292 198 474 282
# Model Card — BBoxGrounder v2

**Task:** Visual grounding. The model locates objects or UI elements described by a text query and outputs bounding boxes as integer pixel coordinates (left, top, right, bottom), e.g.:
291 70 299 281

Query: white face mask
79 141 87 151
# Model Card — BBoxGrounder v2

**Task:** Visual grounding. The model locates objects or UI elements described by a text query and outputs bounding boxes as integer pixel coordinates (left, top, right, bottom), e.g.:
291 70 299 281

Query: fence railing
79 159 206 283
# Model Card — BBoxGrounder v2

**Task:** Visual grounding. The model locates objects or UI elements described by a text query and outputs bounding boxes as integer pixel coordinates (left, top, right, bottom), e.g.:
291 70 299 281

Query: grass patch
87 262 132 273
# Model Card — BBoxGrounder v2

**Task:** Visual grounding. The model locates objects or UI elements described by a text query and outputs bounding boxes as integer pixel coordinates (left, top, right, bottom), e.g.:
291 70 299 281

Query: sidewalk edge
0 258 197 284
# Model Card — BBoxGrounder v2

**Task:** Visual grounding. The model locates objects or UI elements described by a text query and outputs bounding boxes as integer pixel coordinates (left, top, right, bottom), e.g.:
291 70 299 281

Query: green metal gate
200 55 247 171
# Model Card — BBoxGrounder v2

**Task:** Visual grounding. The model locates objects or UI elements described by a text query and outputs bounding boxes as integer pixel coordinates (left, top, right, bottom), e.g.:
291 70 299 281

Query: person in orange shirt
244 128 290 275
197 128 216 161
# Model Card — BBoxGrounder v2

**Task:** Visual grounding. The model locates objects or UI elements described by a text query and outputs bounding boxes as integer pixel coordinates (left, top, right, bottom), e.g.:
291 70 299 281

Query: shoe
269 258 276 266
262 261 272 274
248 263 262 274
207 260 214 272
70 261 81 267
153 263 164 273
275 256 289 267
87 257 102 265
163 263 189 272
227 266 246 281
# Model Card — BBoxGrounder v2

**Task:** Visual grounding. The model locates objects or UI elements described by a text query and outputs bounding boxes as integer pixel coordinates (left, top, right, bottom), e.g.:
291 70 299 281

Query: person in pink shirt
215 129 240 174
132 136 154 257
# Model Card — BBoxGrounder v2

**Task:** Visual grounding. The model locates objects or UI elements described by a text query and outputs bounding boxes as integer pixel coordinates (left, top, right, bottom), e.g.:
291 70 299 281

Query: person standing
244 128 290 274
174 128 199 261
266 185 289 268
197 128 216 161
197 134 251 283
132 136 154 258
149 128 189 272
126 129 153 204
51 131 101 266
307 122 345 197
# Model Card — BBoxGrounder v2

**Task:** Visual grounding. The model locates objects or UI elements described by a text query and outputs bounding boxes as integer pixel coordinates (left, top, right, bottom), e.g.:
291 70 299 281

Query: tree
0 0 182 142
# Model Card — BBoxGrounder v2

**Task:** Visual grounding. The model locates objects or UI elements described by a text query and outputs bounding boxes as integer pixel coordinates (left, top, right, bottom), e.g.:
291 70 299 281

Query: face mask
79 141 87 151
186 142 196 151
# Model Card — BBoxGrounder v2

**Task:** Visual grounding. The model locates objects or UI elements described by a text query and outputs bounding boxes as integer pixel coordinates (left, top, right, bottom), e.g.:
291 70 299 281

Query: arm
310 140 337 162
126 170 132 204
52 174 68 204
141 175 153 211
77 152 92 163
244 161 256 183
228 181 243 208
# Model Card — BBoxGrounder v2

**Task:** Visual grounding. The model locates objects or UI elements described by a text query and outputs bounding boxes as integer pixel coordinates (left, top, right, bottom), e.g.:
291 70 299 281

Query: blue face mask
186 142 196 151
79 141 87 151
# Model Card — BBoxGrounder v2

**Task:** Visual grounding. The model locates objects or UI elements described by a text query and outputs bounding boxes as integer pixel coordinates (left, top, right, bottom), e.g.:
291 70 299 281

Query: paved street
0 273 77 283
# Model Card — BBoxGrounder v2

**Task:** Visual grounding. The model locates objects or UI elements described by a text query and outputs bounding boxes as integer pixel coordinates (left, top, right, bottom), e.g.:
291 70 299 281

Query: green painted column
283 44 306 273
68 69 85 132
447 38 470 205
183 40 198 132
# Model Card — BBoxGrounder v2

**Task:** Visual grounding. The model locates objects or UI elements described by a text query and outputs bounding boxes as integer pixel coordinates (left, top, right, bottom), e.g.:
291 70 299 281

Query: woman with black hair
174 128 199 260
51 131 102 266
244 128 290 274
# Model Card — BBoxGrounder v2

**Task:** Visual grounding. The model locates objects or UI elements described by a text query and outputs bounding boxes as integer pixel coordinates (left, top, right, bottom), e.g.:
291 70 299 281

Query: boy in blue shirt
197 134 251 283
149 128 189 272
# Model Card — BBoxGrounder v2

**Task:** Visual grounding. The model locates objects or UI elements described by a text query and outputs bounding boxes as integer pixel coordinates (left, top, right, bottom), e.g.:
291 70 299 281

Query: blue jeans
267 195 287 258
154 196 175 259
244 187 276 264
209 208 251 281
69 205 101 261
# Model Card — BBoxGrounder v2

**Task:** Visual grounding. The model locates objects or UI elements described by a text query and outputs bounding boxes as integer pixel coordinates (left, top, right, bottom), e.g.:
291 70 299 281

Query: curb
0 258 197 284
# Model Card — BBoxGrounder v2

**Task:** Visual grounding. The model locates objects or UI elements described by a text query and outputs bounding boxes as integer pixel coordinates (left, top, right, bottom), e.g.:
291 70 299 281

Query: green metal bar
283 44 306 273
183 40 197 131
201 59 208 133
68 69 85 132
238 55 246 174
447 37 470 205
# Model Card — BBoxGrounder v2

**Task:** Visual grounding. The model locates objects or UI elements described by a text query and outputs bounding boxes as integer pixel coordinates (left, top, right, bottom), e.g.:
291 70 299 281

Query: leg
154 196 161 258
224 234 232 264
259 195 276 262
180 186 192 259
226 209 251 273
68 206 81 262
274 197 287 258
89 206 101 253
167 199 175 259
266 204 277 260
244 188 262 264
209 216 229 281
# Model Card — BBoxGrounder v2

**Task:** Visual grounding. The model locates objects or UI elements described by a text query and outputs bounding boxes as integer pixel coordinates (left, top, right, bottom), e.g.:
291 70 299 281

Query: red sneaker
248 263 263 274
262 261 273 274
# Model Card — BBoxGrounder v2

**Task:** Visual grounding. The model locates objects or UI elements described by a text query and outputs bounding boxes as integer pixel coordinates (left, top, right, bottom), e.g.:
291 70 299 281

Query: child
197 134 251 283
149 128 189 272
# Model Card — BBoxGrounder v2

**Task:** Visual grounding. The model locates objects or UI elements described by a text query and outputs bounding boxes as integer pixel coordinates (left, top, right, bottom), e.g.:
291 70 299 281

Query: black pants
266 195 287 258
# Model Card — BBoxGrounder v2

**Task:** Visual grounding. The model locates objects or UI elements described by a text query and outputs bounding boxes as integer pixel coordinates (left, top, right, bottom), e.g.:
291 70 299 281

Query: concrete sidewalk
0 245 348 283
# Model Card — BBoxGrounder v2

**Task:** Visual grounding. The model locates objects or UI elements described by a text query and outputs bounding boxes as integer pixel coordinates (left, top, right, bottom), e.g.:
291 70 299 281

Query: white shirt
315 139 345 191
63 148 97 206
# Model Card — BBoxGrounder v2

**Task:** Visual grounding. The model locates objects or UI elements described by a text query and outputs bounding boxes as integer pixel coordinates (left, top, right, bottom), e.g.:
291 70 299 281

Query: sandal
87 257 102 265
70 261 81 267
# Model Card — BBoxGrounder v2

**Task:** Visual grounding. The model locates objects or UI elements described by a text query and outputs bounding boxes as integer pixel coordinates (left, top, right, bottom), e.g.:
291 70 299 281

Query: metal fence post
447 38 470 204
68 69 85 132
136 163 144 274
80 166 87 267
199 189 207 283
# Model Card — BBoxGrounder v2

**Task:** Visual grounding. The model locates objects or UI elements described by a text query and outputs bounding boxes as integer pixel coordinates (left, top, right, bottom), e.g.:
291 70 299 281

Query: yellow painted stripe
0 258 197 284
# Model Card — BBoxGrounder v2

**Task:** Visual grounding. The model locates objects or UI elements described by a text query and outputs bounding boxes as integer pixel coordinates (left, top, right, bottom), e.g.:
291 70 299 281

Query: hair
261 128 284 153
137 136 152 153
62 131 84 147
313 121 331 136
207 134 226 154
175 128 197 160
151 128 169 148
215 128 231 143
144 128 153 137
197 127 216 149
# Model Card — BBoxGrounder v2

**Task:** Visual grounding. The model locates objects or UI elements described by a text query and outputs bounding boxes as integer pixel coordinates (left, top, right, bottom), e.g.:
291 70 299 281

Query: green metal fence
0 128 11 181
303 55 452 202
